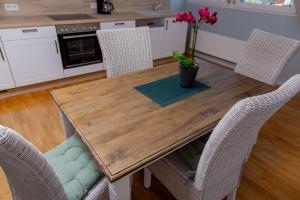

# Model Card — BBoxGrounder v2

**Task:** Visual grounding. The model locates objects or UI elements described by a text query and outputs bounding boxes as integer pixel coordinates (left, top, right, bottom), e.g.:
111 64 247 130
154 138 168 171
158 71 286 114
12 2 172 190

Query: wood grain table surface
50 63 275 182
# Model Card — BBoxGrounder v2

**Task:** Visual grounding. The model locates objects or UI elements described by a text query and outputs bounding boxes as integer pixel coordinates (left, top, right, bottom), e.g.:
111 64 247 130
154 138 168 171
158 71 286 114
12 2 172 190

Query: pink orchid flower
197 7 218 25
175 12 185 22
208 12 218 25
198 6 210 22
175 11 195 24
175 12 186 22
186 12 195 23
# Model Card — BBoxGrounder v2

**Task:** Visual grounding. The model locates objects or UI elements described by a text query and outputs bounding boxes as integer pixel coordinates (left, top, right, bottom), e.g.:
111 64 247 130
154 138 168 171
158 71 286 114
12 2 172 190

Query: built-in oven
56 23 102 69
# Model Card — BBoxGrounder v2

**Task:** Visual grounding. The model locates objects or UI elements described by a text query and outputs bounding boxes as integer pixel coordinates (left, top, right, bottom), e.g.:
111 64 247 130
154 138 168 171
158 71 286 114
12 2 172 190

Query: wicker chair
97 26 153 78
235 29 300 85
0 126 109 200
145 74 300 200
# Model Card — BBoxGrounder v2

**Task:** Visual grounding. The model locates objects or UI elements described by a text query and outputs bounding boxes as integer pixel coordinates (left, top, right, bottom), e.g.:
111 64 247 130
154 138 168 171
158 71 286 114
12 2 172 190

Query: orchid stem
191 24 198 67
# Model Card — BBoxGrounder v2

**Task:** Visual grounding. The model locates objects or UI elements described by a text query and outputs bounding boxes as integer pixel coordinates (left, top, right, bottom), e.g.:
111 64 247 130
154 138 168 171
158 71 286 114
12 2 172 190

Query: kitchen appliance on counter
97 0 114 14
56 23 103 77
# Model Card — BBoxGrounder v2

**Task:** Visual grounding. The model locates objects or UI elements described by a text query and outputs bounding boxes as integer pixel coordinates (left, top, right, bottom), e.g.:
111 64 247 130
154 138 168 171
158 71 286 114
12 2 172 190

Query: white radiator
192 30 246 63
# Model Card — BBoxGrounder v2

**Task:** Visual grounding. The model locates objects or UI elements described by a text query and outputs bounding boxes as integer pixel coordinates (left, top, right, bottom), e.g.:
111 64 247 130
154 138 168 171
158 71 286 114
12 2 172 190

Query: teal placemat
135 74 210 107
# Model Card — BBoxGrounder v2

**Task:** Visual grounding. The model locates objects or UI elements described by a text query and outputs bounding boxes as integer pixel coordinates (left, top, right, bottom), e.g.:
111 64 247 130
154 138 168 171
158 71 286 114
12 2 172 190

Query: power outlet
4 3 20 12
90 2 97 9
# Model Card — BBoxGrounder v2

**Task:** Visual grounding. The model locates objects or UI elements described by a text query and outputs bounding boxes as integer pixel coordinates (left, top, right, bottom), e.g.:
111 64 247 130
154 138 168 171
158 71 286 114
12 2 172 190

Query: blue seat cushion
44 134 103 200
177 133 211 172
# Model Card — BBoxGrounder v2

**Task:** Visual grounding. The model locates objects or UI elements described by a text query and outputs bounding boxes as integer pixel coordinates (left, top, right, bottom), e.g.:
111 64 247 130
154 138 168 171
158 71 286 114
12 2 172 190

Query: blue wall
170 0 185 11
184 2 300 82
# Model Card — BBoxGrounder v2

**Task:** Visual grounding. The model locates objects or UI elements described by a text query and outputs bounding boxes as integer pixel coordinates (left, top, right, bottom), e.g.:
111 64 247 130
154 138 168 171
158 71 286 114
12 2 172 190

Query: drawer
136 18 165 28
0 26 57 41
100 20 136 30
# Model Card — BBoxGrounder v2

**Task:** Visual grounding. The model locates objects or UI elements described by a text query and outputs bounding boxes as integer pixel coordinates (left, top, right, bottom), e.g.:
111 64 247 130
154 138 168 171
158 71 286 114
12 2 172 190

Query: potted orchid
173 7 218 88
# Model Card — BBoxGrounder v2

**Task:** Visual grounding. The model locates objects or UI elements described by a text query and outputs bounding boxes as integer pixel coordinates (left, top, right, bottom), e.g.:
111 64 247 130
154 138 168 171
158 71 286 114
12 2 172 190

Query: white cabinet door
0 40 15 90
162 18 188 58
150 27 164 60
4 37 64 87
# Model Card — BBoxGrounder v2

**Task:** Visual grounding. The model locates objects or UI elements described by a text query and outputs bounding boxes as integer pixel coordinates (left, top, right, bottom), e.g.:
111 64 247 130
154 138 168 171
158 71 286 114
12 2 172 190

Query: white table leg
59 110 75 139
108 175 131 200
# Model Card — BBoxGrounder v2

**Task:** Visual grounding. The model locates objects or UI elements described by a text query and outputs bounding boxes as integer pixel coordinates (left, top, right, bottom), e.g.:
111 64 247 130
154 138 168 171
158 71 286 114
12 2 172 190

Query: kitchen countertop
0 12 176 29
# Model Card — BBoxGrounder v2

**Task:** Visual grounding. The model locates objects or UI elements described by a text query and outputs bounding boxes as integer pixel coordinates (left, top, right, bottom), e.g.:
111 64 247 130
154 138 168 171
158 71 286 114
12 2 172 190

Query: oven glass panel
58 32 102 69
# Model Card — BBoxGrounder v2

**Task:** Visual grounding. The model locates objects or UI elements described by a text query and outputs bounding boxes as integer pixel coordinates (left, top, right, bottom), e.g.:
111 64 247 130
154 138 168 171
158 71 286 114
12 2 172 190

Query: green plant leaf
172 51 193 67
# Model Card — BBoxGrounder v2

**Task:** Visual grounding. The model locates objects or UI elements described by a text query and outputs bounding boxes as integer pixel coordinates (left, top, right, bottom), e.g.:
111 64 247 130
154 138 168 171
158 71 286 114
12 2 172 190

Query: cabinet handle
22 28 38 33
165 20 169 31
0 48 5 62
55 40 59 54
147 22 155 26
63 33 96 39
114 22 125 26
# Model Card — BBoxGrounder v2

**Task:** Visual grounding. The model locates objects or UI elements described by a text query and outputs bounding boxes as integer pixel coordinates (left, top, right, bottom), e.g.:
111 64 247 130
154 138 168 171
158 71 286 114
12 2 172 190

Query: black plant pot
179 63 199 88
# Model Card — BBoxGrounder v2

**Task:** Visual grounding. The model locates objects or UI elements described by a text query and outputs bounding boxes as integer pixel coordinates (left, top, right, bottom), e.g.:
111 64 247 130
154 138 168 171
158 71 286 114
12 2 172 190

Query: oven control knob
65 28 69 32
89 26 93 30
93 26 97 30
60 29 64 33
83 27 87 31
72 28 76 32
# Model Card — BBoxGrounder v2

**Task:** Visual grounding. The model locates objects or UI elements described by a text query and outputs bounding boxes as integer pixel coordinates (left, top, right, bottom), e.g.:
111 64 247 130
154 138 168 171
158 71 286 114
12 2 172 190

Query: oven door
58 32 102 69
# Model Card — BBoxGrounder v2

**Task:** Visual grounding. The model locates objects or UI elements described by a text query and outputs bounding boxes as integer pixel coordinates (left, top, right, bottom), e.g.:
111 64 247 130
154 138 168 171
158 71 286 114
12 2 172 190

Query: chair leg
144 168 152 188
246 147 252 160
227 189 237 200
246 145 255 160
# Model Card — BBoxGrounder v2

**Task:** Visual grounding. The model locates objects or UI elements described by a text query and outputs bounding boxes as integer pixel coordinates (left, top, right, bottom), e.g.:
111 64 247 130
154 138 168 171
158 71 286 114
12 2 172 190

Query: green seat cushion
44 134 103 200
177 133 211 172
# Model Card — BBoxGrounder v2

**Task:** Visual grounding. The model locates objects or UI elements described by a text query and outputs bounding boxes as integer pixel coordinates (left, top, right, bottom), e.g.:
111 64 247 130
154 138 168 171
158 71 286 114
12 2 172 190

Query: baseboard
153 57 177 66
64 63 104 78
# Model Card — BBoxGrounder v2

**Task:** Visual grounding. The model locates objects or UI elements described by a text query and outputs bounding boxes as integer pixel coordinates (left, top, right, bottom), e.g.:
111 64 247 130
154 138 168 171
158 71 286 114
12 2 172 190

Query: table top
51 63 274 182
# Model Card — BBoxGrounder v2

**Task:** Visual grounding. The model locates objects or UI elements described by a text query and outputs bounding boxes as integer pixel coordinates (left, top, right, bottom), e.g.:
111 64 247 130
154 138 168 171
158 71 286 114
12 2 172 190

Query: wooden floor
0 62 300 200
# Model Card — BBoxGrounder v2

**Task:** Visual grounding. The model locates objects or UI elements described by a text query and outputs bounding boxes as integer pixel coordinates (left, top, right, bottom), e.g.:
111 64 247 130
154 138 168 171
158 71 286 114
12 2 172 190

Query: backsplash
111 0 169 12
0 0 170 16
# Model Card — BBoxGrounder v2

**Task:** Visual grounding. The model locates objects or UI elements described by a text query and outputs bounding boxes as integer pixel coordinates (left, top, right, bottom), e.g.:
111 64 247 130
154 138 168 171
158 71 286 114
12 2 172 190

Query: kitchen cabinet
0 39 15 90
150 27 164 60
100 20 136 30
136 18 165 60
137 17 188 60
3 37 64 87
162 18 188 58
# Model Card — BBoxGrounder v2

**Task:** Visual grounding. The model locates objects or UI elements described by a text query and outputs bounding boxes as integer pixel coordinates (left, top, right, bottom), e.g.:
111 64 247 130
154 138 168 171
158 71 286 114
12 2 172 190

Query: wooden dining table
50 62 274 200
